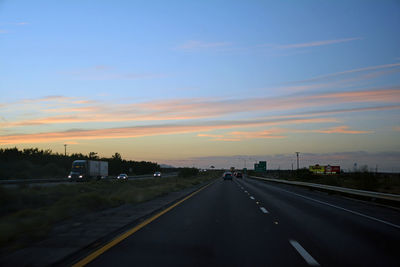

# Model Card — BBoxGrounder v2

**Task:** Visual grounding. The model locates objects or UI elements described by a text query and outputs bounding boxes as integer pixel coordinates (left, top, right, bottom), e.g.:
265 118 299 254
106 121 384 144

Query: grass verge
248 170 400 194
0 171 219 253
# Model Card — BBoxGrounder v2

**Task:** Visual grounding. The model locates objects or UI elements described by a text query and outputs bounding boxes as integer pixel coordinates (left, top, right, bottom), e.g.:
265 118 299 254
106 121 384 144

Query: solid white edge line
289 240 320 266
250 196 255 200
260 207 269 214
277 187 400 230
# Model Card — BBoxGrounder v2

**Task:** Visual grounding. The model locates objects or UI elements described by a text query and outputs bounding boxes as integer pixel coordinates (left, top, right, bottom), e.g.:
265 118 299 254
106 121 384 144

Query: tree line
0 147 160 179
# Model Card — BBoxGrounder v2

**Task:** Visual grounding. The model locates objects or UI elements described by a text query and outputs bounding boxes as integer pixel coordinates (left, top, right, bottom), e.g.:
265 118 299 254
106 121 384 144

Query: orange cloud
197 134 224 138
197 125 372 142
0 117 336 144
310 89 400 103
311 126 372 134
2 88 398 129
229 130 286 139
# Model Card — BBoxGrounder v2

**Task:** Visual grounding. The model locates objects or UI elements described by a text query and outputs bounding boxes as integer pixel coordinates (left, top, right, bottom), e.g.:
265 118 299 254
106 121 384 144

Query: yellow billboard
309 165 325 174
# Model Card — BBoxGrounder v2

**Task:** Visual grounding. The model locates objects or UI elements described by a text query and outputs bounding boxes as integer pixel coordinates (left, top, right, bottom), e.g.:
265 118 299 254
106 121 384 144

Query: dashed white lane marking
289 240 320 266
276 187 400 230
244 190 248 193
250 196 255 200
260 207 269 213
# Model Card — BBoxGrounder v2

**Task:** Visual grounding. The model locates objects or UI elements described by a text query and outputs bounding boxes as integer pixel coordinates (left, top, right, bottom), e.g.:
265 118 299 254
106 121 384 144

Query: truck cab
68 160 87 181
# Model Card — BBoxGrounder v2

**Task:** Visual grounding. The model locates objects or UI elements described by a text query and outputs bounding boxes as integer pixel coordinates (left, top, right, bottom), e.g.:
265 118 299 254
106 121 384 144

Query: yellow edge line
72 179 217 267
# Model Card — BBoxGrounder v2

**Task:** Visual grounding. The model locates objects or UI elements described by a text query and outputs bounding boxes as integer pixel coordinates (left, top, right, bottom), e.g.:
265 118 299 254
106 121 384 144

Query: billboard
309 165 325 174
325 165 340 174
309 165 340 174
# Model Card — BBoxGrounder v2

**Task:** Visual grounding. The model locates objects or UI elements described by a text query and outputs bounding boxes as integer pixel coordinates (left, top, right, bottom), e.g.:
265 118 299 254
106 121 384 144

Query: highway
76 177 400 266
1 173 178 188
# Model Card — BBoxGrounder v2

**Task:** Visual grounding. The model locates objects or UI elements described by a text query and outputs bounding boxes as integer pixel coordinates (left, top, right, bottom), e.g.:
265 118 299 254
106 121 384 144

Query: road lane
236 178 400 266
75 176 400 266
84 179 309 266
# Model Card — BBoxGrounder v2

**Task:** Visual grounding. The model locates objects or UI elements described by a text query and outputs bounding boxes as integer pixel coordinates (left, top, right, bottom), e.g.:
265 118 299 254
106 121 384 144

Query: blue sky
0 0 399 170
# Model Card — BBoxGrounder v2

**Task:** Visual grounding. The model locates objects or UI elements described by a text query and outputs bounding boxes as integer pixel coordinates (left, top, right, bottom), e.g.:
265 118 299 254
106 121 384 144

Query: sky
0 0 399 171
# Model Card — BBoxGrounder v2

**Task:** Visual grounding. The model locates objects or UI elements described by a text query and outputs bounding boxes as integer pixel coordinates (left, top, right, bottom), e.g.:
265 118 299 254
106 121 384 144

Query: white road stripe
277 187 400 230
244 190 248 193
260 207 269 213
250 196 255 200
289 240 320 266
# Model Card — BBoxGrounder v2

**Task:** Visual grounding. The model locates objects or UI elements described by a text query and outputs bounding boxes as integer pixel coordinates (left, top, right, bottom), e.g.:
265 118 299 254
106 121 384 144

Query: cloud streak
60 65 165 81
276 37 361 49
197 125 372 142
295 62 400 83
0 117 338 144
1 88 399 128
259 37 361 50
310 126 372 134
176 40 231 50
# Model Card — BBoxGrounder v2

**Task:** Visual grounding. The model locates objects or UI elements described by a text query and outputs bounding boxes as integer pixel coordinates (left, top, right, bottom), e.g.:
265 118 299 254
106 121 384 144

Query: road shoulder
0 179 215 267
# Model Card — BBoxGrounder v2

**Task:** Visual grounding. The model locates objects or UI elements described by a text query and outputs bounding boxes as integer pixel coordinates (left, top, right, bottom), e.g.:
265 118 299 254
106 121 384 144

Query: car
154 171 162 177
222 172 233 180
117 173 128 180
235 172 243 178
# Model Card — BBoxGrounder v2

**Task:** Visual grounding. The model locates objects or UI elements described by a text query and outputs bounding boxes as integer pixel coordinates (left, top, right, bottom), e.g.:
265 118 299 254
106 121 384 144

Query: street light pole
295 152 300 170
64 144 67 156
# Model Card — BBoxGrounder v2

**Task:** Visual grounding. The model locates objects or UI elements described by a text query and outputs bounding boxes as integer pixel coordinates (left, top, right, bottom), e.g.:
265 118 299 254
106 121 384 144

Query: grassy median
0 172 219 253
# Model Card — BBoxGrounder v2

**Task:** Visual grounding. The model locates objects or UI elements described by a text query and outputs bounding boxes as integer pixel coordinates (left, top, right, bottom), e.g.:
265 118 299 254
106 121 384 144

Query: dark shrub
178 168 199 178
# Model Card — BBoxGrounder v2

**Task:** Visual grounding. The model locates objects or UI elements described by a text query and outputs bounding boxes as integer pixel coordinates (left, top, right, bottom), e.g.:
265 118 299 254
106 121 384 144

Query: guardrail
0 172 179 185
249 176 400 203
0 178 69 185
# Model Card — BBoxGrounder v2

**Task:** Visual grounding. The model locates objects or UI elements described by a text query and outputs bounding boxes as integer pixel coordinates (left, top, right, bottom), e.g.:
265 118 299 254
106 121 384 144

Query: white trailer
68 160 108 181
87 160 108 178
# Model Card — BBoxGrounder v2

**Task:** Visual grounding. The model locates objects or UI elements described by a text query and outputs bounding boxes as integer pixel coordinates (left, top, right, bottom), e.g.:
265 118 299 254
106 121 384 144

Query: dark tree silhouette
0 147 160 179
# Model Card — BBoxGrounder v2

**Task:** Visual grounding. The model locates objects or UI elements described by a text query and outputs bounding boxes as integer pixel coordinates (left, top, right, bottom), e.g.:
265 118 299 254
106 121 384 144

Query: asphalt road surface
78 177 400 266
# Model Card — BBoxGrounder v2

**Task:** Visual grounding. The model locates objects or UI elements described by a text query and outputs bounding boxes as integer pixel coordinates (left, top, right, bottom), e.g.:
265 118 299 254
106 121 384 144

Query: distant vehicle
68 160 108 181
117 174 128 180
154 171 162 177
235 172 243 178
223 172 233 180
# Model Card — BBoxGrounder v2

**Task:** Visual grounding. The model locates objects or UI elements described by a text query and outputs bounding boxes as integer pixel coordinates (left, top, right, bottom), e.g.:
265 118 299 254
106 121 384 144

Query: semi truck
68 160 108 181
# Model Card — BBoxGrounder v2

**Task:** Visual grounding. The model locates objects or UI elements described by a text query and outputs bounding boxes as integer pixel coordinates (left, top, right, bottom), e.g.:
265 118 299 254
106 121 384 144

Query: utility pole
295 152 300 170
64 144 67 156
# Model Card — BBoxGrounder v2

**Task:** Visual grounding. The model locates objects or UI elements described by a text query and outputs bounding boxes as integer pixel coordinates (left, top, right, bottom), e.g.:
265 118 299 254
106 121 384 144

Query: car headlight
79 175 83 178
68 175 71 178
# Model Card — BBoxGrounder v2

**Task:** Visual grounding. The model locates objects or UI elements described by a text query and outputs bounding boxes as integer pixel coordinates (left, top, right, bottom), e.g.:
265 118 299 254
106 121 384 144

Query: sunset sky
1 1 399 170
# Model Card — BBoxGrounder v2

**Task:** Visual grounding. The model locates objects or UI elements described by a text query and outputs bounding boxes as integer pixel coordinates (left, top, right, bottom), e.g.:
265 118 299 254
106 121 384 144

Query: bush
178 168 199 178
